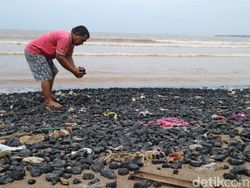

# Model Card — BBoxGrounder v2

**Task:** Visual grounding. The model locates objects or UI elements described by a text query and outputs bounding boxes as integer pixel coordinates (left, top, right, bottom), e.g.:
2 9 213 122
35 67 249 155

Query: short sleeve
56 37 69 56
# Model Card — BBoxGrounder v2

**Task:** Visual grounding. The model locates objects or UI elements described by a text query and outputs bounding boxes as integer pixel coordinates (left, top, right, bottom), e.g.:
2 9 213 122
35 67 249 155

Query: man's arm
66 54 76 67
66 53 86 75
56 53 77 73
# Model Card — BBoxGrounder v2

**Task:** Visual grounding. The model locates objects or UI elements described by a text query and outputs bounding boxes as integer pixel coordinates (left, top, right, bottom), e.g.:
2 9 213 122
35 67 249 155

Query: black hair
71 25 90 38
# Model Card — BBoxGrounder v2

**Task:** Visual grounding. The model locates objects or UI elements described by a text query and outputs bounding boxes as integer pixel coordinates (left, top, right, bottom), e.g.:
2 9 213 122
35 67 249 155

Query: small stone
71 166 82 174
106 181 117 188
88 178 100 185
60 177 69 185
134 180 151 188
91 161 104 172
132 157 144 167
151 159 164 165
62 173 72 179
9 165 25 180
244 169 250 177
118 168 129 175
39 163 53 173
73 178 81 184
227 158 245 165
0 175 13 184
170 162 182 169
27 165 42 177
127 162 139 171
188 160 203 167
27 179 36 185
211 154 227 162
109 162 119 169
83 173 94 180
223 165 229 169
173 169 179 174
153 181 162 187
4 136 21 147
223 173 238 180
45 173 60 185
101 168 117 179
162 162 170 168
18 149 32 157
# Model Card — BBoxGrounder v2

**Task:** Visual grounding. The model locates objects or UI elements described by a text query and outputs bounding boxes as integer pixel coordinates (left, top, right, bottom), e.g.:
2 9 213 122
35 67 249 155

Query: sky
0 0 250 36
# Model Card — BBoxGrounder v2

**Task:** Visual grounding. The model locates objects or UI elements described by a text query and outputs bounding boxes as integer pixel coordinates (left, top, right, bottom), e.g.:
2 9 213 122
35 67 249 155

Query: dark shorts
24 50 58 81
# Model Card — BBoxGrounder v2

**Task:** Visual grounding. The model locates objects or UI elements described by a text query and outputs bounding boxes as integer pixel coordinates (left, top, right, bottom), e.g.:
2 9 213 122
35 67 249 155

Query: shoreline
0 85 250 95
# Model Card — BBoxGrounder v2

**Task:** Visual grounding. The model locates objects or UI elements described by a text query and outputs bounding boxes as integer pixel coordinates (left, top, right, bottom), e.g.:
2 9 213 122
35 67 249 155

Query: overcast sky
0 0 250 36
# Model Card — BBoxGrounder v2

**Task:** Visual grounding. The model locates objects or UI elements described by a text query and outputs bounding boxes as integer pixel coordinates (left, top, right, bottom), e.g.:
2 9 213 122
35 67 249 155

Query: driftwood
129 170 193 188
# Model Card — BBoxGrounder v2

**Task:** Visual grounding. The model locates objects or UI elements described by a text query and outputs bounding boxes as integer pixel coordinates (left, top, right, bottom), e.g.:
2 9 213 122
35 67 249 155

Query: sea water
0 29 250 93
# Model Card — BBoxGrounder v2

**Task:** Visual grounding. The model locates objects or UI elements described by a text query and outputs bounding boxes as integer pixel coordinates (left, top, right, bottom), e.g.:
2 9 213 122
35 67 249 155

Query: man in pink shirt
25 25 89 109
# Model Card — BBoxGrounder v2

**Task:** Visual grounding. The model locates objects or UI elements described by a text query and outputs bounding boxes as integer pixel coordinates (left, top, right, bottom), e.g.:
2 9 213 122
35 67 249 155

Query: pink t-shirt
26 30 74 60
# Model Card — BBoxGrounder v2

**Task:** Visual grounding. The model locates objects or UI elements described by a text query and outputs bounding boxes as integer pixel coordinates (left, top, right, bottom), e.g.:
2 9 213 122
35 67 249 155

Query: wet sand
0 56 250 92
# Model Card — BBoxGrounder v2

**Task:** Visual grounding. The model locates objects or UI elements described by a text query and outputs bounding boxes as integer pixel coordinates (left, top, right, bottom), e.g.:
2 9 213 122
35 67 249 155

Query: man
25 25 89 109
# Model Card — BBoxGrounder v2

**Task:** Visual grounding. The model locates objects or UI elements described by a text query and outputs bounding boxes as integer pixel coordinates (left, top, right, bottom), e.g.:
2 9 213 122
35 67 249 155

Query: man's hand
79 66 86 74
74 66 86 78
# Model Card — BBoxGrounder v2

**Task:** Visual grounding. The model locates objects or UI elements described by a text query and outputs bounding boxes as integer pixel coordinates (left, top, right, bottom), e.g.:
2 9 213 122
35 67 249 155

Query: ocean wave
1 51 250 57
0 40 27 45
0 51 24 55
74 52 250 57
86 41 250 48
1 39 250 48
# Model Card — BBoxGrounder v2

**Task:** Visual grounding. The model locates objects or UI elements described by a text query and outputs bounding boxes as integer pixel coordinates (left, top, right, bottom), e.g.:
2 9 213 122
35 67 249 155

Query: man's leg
42 80 62 108
25 51 62 108
45 60 62 108
49 77 56 101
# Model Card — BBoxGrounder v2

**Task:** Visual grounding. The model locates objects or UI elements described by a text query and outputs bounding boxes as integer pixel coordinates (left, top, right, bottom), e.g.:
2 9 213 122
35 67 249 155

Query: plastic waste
71 147 92 155
0 143 26 151
231 113 248 121
156 117 189 127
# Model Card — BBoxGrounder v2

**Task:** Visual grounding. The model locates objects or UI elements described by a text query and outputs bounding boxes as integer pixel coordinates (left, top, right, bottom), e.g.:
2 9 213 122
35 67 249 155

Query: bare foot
52 96 57 101
45 100 63 109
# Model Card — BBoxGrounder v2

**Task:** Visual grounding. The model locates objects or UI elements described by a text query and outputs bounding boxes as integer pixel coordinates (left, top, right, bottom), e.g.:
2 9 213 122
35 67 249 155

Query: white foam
1 51 250 57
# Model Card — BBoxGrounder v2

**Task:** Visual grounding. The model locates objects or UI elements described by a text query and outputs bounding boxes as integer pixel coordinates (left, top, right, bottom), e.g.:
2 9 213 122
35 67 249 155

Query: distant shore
215 35 250 38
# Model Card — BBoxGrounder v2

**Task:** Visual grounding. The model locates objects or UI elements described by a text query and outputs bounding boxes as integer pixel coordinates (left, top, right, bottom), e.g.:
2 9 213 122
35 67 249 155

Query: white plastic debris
78 107 87 113
140 95 145 99
0 144 26 151
139 111 152 116
67 107 75 113
71 148 92 155
159 108 169 112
